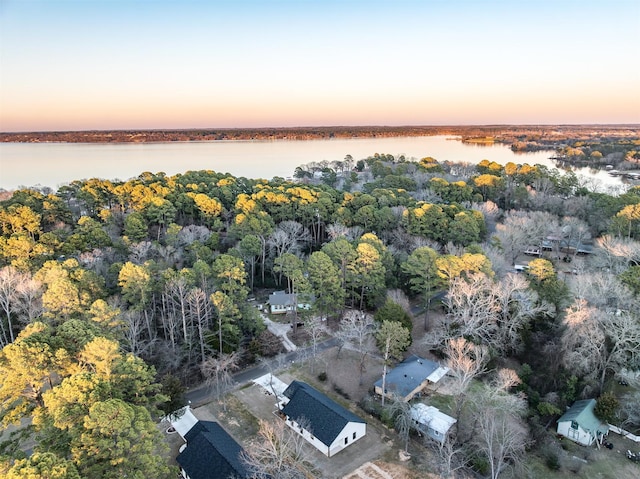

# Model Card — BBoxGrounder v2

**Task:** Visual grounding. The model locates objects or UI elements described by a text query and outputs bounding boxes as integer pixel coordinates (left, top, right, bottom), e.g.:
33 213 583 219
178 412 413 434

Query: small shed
410 403 456 444
557 399 609 446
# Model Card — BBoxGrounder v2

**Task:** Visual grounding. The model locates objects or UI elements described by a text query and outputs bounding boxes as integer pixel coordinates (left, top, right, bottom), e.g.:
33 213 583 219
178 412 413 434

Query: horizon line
2 123 640 135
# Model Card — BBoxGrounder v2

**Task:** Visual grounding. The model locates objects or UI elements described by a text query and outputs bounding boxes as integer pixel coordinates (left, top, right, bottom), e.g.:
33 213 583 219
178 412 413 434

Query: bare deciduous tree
444 337 489 428
466 374 529 479
561 299 640 391
494 210 559 264
127 240 153 264
121 309 156 357
334 310 375 373
303 316 328 374
187 288 212 364
473 407 529 479
200 352 239 410
494 273 550 355
619 390 640 430
0 266 42 346
445 273 500 347
594 235 640 273
241 419 313 479
385 395 412 453
326 222 349 240
164 275 190 343
443 272 547 355
428 435 464 479
570 271 636 313
268 221 311 259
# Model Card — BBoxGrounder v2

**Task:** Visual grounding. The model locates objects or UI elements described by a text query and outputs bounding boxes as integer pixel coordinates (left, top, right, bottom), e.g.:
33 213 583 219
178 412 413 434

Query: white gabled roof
426 366 449 383
410 403 456 435
253 373 289 400
167 406 199 440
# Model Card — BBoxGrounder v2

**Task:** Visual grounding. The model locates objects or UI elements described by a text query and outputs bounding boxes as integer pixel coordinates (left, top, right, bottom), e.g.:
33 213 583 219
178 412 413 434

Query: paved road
185 337 339 407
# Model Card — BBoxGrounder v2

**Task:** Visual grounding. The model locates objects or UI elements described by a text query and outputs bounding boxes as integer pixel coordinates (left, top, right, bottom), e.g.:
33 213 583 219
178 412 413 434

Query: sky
1 0 639 132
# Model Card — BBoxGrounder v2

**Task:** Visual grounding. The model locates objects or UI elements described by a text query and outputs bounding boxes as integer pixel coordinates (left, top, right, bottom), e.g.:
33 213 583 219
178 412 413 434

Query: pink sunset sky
1 0 639 132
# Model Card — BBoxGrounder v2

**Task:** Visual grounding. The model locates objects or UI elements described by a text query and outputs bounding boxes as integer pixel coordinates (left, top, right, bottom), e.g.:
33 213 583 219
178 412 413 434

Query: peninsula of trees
1 144 640 477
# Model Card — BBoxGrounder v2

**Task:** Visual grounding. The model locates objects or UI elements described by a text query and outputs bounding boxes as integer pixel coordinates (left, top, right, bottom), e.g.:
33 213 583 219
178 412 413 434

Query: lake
0 136 624 191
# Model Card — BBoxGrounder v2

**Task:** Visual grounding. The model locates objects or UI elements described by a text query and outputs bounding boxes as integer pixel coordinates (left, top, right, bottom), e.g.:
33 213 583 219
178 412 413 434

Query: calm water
0 136 623 191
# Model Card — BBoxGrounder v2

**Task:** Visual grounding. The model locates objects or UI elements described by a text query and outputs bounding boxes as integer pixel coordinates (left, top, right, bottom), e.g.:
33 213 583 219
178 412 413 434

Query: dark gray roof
268 291 295 306
374 354 440 398
281 381 365 446
177 421 248 479
268 291 315 306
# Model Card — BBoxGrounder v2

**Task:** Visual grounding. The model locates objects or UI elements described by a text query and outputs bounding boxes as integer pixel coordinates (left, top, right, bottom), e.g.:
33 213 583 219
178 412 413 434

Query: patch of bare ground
343 461 428 479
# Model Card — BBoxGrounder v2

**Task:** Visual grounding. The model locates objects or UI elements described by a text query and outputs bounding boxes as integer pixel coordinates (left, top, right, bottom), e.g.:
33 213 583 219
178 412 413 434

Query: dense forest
1 138 640 477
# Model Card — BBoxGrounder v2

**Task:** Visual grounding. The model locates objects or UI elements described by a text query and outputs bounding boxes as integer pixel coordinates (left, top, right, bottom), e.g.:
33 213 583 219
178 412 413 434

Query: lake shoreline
0 135 625 192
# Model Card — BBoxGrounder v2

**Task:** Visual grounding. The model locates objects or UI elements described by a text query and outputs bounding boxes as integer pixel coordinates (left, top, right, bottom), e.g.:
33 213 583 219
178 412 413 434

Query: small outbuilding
279 380 366 457
410 403 457 444
374 355 449 402
556 399 609 447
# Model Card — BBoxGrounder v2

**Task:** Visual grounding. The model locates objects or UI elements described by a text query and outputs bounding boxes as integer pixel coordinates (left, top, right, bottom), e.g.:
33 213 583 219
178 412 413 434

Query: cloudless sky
1 0 639 131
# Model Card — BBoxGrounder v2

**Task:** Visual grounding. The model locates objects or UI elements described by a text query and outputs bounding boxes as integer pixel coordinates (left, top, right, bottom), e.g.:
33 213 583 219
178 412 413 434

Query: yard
527 430 640 479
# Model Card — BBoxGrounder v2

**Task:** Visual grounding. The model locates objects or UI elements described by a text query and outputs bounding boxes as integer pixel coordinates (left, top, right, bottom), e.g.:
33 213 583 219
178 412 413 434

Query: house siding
327 422 367 457
284 415 367 457
280 381 366 458
556 399 609 447
557 420 596 446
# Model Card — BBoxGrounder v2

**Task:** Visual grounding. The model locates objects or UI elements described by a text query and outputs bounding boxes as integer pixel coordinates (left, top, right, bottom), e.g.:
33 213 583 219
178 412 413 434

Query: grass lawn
525 431 640 479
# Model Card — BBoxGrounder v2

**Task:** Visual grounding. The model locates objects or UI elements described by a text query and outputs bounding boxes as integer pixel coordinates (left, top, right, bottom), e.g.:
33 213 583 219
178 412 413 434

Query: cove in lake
0 135 624 191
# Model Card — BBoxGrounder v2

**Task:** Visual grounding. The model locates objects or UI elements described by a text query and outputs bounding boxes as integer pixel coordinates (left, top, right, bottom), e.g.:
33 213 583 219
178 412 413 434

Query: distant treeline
2 124 638 146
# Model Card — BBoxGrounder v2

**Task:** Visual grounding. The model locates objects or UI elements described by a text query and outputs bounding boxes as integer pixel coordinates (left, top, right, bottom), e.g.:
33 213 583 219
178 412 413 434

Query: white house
267 291 314 314
279 380 366 457
410 403 456 444
557 399 609 446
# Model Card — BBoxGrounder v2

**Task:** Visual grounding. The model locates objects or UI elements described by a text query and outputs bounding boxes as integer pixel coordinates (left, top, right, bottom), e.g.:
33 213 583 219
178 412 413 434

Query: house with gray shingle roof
374 355 449 402
279 380 366 457
176 418 249 479
267 291 314 314
556 399 609 446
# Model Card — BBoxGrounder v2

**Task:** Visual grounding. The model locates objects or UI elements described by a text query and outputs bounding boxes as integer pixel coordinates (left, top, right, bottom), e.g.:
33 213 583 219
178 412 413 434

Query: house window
353 432 356 440
571 421 579 430
344 437 348 445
